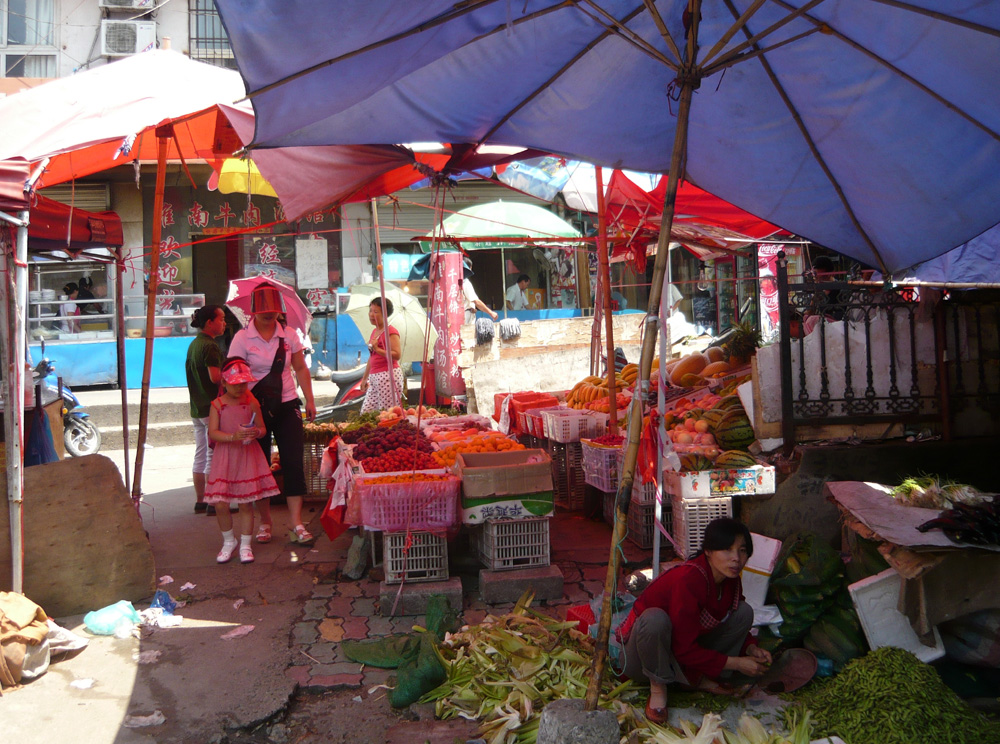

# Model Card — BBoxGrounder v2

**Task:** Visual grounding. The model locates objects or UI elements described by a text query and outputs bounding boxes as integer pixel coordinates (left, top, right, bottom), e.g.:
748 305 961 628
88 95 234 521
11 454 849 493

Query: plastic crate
383 531 449 584
632 473 658 505
549 441 585 510
357 474 460 531
626 498 662 549
542 409 608 443
602 490 616 525
671 496 733 559
581 439 624 492
303 440 331 499
567 604 595 634
471 516 550 570
524 406 563 438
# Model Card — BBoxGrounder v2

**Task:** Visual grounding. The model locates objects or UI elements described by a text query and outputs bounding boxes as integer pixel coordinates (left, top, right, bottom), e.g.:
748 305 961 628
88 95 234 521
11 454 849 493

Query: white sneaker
217 541 238 564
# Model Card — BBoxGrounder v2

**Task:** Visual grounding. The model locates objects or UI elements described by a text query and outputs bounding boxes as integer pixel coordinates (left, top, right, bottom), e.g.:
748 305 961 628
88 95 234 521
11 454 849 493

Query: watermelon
712 410 755 451
714 450 757 469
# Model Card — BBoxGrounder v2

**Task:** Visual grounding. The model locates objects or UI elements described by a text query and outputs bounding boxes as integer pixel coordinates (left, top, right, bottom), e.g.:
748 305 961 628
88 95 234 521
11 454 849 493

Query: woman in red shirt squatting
617 518 773 724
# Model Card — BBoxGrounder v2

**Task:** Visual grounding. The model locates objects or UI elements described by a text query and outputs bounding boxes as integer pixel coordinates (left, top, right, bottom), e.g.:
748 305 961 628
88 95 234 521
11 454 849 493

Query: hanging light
696 262 712 291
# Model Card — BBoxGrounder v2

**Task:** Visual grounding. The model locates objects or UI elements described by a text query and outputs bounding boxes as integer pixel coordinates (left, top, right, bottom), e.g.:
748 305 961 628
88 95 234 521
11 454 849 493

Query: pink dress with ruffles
204 394 280 504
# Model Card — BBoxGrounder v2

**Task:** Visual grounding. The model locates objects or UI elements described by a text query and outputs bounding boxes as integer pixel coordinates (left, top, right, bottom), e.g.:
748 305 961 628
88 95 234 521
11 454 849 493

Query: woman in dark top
76 276 99 315
618 518 772 723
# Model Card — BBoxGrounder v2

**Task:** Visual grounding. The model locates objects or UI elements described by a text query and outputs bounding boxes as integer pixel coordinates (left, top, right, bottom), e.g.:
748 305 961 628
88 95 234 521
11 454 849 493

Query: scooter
314 364 367 421
33 355 102 457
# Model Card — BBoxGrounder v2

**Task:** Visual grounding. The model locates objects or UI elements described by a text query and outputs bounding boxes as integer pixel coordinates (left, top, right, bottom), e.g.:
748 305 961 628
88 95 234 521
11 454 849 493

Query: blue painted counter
31 336 197 388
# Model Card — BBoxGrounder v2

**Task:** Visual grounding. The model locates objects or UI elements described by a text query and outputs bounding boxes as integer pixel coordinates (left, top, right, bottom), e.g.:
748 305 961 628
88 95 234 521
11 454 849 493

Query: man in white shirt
505 274 531 311
462 258 498 324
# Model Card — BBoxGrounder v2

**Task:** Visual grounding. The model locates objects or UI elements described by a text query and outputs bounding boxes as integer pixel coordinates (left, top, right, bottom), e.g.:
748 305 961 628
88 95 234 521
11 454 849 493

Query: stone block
479 565 564 605
378 576 463 616
537 699 618 744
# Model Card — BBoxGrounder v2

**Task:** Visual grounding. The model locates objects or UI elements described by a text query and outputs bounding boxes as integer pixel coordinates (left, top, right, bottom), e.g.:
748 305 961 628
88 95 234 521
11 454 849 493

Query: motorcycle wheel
64 417 102 457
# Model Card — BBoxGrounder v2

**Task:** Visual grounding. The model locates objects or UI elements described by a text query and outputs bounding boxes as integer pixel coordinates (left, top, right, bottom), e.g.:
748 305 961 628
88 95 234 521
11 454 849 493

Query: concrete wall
59 3 190 77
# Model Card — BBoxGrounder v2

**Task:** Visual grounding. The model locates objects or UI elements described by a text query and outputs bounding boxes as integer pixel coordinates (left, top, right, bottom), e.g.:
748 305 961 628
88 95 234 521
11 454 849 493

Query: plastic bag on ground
83 600 140 636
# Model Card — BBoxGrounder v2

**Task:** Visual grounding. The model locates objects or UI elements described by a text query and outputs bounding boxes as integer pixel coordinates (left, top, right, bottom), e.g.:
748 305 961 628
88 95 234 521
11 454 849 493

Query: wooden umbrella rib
702 25 822 77
641 0 683 65
244 0 563 101
700 0 769 67
767 0 1000 143
576 0 677 69
720 0 888 274
705 0 826 73
870 0 1000 37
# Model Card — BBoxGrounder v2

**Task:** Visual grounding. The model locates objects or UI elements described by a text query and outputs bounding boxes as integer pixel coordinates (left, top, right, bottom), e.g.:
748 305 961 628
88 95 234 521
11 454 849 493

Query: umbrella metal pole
585 0 702 710
370 198 398 409
3 211 28 592
131 130 170 505
115 250 131 495
596 166 618 437
500 246 507 319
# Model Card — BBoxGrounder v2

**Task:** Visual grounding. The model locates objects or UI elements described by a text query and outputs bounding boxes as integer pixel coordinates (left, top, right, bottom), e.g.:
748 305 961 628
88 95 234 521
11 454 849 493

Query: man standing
462 257 498 324
505 273 531 311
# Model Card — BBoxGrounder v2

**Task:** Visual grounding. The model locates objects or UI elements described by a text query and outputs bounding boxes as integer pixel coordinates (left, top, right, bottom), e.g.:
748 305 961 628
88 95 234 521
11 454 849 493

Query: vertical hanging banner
430 252 465 396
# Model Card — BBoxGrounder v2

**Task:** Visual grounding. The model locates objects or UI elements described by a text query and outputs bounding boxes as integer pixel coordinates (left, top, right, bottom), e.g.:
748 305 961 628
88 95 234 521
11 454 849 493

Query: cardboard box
455 449 553 499
741 532 783 609
664 464 776 499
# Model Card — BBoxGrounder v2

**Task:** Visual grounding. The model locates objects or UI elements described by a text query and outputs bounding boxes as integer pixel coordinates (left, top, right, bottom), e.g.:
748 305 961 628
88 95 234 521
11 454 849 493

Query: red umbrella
226 276 312 335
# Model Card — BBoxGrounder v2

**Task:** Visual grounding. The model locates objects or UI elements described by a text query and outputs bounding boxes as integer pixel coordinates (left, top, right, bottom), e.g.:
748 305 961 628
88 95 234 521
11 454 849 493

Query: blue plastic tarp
216 1 1000 276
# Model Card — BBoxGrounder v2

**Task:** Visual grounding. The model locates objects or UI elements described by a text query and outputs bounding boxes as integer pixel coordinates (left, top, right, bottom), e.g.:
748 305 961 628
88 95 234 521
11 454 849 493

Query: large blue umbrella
216 0 1000 275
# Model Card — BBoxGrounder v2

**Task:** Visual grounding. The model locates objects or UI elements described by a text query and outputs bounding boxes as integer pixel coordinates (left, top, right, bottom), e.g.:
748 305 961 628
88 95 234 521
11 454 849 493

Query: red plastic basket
357 474 460 531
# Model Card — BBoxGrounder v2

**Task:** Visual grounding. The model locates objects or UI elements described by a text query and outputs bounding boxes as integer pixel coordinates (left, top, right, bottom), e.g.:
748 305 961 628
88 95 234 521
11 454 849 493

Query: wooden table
825 480 1000 639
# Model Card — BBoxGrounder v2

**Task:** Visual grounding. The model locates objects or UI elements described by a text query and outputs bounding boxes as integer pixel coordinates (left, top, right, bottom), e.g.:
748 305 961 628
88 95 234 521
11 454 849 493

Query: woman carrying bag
227 285 317 544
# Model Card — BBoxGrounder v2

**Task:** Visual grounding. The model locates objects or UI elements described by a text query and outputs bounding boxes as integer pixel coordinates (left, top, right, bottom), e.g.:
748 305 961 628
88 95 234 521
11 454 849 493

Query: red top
617 552 751 684
368 325 399 374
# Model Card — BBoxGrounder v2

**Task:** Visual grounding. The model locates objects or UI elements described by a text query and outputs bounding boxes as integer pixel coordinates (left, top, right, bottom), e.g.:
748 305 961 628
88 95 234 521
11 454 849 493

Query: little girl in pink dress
206 358 280 564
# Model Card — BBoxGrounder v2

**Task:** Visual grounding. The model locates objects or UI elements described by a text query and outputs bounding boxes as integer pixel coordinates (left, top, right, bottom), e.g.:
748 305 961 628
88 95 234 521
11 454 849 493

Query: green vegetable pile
790 647 1000 744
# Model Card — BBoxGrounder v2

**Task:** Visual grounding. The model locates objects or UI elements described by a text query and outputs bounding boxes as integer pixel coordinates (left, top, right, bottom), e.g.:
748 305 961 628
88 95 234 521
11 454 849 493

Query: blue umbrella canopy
216 1 1000 275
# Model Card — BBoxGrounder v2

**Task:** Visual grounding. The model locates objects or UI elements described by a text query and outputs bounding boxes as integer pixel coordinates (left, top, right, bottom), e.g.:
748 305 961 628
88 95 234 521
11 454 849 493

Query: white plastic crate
581 439 623 492
471 516 550 570
632 473 658 504
671 496 733 559
383 531 449 584
542 409 608 443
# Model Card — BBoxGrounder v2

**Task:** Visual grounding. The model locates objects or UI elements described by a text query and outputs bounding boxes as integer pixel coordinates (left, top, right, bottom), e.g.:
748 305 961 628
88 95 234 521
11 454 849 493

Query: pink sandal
255 524 272 544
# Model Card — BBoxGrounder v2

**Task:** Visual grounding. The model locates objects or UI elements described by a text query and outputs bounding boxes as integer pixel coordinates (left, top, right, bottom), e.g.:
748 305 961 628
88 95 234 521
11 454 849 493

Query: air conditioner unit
98 0 154 9
101 20 157 57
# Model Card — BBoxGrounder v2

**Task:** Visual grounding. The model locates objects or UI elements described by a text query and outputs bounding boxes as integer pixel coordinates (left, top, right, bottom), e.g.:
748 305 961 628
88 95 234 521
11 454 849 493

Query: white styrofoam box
664 464 776 499
741 532 783 609
848 567 945 663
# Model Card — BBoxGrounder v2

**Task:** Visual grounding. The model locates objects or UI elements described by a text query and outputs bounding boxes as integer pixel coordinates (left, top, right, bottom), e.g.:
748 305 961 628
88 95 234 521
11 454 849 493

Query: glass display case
28 260 116 343
123 293 207 338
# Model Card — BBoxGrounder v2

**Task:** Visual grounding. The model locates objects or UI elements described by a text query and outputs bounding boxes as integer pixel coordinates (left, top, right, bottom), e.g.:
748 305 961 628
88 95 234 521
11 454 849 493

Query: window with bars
1 0 56 77
189 0 236 69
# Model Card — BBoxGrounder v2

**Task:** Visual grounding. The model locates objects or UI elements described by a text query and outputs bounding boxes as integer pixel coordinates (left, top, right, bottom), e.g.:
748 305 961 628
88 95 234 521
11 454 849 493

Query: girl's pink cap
222 360 256 385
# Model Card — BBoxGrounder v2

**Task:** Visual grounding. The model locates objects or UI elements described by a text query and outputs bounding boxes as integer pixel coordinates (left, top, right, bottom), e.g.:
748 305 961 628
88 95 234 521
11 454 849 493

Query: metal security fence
774 253 1000 447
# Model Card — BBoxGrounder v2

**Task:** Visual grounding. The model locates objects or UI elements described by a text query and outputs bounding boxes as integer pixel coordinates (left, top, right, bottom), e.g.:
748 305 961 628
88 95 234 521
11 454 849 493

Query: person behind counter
60 283 81 333
618 517 772 724
505 273 531 311
462 257 498 324
227 285 316 545
76 276 100 315
359 297 404 413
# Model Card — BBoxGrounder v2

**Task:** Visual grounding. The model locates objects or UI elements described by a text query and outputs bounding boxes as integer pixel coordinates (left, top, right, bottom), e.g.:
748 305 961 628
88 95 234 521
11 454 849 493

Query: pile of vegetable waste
417 595 643 744
418 594 821 744
789 647 1000 744
891 475 990 510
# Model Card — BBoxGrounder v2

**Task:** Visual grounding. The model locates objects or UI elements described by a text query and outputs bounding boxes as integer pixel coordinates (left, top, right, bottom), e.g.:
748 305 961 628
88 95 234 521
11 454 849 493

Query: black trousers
255 399 306 497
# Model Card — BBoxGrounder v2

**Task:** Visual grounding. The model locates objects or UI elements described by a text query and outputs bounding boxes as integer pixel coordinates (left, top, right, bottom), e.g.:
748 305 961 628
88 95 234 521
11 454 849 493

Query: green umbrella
418 201 582 252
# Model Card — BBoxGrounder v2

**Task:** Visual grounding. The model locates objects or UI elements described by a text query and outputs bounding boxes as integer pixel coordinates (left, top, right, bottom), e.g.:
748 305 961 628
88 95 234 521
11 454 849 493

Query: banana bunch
566 374 629 409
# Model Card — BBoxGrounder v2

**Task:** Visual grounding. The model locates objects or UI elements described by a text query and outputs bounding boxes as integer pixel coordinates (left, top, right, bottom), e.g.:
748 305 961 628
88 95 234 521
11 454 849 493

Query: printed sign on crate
665 464 776 500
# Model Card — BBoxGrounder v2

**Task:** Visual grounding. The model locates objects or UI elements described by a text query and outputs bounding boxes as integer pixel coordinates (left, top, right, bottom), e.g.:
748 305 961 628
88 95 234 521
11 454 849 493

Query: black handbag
249 337 285 427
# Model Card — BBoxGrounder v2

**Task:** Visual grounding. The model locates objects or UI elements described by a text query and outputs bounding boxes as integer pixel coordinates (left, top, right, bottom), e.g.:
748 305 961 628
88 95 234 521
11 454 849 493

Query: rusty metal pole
585 0 702 709
131 128 170 504
596 166 618 436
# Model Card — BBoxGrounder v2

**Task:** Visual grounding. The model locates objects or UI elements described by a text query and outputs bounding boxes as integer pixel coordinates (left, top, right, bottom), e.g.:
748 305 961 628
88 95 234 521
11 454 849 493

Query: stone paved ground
288 509 653 691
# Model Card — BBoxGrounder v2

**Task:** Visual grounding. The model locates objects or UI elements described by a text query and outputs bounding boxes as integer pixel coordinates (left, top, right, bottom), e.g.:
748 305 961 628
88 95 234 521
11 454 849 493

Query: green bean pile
792 647 1000 744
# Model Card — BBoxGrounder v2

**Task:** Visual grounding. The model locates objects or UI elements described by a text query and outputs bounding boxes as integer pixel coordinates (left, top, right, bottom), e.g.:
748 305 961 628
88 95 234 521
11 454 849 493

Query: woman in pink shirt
359 297 403 412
